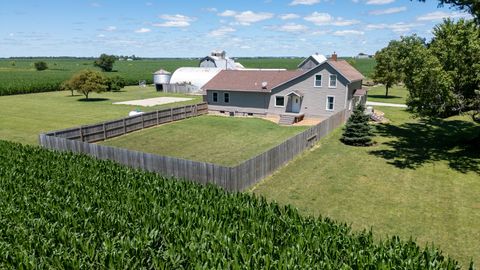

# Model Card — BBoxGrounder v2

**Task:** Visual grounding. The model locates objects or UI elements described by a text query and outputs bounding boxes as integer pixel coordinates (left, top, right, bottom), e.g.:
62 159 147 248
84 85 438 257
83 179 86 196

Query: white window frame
224 92 230 103
314 74 322 87
326 95 335 111
329 74 337 88
212 92 218 103
274 95 285 107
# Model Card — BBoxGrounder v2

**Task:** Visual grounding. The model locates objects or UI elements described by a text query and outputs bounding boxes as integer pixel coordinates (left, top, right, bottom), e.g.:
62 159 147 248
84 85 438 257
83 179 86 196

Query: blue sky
0 0 472 57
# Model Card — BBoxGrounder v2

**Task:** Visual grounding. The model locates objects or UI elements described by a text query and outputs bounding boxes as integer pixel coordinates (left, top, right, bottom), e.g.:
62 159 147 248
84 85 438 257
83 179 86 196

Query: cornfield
0 140 458 269
0 58 375 96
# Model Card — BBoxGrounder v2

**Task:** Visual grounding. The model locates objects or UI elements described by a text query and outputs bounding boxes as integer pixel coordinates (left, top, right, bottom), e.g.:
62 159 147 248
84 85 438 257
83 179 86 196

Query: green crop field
0 140 459 268
0 57 375 96
100 115 307 166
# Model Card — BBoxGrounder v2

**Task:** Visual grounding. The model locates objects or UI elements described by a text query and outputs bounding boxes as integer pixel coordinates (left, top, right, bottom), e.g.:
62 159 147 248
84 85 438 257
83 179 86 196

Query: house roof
202 70 304 92
297 54 327 68
353 88 368 96
327 60 364 82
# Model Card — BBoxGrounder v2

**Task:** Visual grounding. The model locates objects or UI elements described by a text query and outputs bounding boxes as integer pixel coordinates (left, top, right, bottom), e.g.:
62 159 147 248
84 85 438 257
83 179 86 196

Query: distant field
0 86 202 144
0 59 197 96
0 57 375 96
100 115 307 166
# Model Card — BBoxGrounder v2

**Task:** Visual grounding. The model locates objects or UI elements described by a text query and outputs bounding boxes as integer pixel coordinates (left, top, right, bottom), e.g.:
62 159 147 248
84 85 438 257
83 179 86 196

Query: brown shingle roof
202 70 304 92
327 60 364 82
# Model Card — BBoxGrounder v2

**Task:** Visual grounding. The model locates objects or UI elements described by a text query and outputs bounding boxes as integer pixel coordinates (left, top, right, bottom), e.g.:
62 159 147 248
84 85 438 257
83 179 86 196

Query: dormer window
329 74 337 88
314 74 322 87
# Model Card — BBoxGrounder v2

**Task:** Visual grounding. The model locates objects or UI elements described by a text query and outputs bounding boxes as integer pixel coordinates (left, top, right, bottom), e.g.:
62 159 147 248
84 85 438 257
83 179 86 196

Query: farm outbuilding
152 69 171 91
199 50 244 70
168 67 223 92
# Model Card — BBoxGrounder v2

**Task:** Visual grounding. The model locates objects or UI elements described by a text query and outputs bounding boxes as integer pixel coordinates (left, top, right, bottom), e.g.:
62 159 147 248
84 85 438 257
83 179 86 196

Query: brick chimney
330 52 337 61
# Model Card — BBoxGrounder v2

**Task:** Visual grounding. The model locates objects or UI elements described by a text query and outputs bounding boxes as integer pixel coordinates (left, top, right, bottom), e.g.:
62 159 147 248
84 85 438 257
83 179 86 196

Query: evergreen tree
341 104 373 146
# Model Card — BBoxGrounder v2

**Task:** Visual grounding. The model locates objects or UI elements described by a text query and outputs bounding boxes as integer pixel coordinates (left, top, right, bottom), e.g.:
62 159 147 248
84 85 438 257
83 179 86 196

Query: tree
62 70 108 100
393 21 480 122
372 44 402 97
106 76 126 91
94 54 116 72
341 104 374 146
34 61 48 71
415 0 480 24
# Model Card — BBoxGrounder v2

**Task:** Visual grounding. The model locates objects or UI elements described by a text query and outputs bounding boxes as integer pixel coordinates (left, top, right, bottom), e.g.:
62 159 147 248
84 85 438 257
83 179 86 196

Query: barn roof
202 70 304 92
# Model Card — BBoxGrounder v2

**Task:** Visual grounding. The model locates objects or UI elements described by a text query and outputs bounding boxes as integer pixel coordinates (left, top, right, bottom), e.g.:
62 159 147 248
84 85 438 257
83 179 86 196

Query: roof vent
261 81 268 89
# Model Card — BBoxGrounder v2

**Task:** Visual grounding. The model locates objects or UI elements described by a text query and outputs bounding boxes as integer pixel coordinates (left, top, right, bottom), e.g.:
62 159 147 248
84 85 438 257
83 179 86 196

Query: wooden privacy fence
46 103 208 143
39 108 349 191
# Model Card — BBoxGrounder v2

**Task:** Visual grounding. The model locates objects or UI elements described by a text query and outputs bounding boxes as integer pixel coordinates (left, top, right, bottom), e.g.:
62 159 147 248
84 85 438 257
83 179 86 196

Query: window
329 74 337 88
275 96 285 107
314 74 322 87
326 96 335 111
212 92 218 102
224 92 230 103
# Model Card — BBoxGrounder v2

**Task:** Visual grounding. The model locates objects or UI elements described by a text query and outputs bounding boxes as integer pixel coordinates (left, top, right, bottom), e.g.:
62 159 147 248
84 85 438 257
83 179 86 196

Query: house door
291 96 301 113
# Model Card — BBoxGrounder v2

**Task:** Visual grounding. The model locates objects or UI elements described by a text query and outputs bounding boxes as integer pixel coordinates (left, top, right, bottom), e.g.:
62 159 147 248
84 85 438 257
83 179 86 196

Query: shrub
341 104 374 146
34 61 48 71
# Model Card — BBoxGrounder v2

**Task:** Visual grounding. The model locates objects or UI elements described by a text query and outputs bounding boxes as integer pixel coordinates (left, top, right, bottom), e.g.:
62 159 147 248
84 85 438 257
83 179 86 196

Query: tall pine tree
341 104 373 146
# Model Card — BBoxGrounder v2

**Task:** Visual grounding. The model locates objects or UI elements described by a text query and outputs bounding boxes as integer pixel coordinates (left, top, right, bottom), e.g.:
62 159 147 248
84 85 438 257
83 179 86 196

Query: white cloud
280 13 300 20
366 22 420 33
333 30 364 36
104 26 117 32
369 6 407 15
277 23 309 32
153 14 195 27
97 34 105 38
304 12 360 26
417 11 472 21
135 28 151 33
209 26 236 37
366 0 394 5
290 0 320 5
219 10 274 25
219 10 237 17
204 7 218 12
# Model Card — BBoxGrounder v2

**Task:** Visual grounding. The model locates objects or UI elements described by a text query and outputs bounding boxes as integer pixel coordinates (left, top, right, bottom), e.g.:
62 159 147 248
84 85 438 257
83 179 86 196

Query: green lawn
100 116 307 166
367 85 408 104
252 107 480 267
0 86 202 144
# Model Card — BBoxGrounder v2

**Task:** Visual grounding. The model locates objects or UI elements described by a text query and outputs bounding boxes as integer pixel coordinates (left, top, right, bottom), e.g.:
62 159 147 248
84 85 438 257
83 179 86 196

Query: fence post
103 123 106 140
123 118 126 135
156 110 159 125
79 127 83 142
184 105 187 119
170 107 173 122
141 114 145 128
195 104 198 116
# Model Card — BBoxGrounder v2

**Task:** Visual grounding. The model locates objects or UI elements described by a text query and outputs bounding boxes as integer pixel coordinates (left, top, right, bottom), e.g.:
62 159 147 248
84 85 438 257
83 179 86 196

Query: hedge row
0 140 459 269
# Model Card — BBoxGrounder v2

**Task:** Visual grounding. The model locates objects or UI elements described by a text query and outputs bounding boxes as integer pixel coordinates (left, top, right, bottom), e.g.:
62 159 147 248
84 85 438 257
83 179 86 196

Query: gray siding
206 90 269 115
298 58 318 70
204 62 362 118
269 64 350 117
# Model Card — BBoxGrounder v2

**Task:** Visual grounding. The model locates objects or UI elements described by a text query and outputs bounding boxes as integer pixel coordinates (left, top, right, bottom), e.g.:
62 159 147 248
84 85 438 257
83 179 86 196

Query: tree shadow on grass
370 118 480 174
77 98 110 102
368 95 403 100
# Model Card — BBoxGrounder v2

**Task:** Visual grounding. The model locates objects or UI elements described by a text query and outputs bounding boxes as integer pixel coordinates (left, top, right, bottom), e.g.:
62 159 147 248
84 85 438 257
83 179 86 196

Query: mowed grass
252 107 480 267
0 86 202 144
367 85 408 104
100 116 308 166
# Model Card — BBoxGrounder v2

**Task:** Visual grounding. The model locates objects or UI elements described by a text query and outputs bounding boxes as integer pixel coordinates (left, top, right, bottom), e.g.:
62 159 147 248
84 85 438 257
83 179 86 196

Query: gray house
202 54 366 124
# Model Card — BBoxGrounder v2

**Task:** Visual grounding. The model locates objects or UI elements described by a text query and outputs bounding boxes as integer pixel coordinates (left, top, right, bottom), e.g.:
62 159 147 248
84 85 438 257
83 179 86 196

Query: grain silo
153 69 171 91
